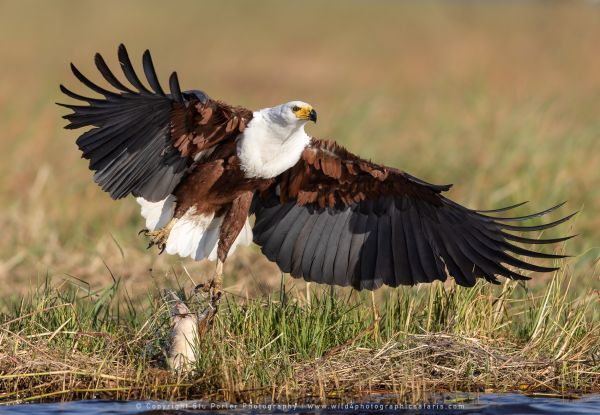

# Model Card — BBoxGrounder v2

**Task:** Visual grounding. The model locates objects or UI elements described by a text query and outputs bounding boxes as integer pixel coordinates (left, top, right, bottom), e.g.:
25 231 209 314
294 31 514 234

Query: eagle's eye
292 105 300 112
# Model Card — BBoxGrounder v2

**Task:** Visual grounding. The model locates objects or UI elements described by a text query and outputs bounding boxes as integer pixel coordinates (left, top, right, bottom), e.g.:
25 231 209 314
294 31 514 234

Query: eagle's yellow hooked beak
295 106 317 123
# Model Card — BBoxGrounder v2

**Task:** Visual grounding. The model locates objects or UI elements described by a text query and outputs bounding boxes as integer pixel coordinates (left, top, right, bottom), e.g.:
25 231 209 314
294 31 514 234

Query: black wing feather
262 204 305 260
70 63 121 98
481 202 566 222
169 72 184 103
501 232 576 245
402 201 428 283
59 84 107 106
500 213 577 232
322 208 353 285
94 53 136 93
291 213 320 278
142 50 166 96
301 212 331 281
348 213 369 288
359 210 380 290
117 44 152 94
375 210 395 287
278 208 312 273
332 210 357 286
253 193 573 290
59 45 200 201
390 198 414 286
308 210 340 284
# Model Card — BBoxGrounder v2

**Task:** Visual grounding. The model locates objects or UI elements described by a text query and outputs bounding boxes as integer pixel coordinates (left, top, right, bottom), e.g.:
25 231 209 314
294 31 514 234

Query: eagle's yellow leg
194 259 224 334
213 260 224 301
141 218 176 253
195 260 223 297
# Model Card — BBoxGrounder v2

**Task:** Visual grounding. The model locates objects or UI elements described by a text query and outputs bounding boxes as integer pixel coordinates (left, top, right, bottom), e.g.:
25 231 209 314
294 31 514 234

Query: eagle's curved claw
194 283 207 293
194 281 215 294
194 275 223 308
140 224 173 255
194 273 223 335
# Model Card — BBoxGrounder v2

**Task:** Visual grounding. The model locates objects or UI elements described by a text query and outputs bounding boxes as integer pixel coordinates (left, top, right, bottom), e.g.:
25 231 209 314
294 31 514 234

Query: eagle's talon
195 278 219 294
212 289 222 304
140 220 175 253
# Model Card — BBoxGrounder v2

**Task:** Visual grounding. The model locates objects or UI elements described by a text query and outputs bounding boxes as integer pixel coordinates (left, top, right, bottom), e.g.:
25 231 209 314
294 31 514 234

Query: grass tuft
1 261 598 404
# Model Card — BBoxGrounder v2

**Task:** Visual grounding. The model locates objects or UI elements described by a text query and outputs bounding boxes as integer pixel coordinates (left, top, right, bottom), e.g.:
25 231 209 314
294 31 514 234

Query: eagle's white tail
137 197 253 261
136 195 176 230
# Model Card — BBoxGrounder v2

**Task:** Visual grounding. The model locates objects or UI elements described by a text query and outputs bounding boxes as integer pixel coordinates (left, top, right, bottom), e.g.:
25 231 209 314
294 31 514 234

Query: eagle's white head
237 101 316 179
263 101 317 127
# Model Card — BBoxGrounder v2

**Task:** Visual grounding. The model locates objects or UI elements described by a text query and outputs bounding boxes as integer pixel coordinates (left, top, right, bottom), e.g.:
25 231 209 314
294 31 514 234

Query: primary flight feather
59 44 574 292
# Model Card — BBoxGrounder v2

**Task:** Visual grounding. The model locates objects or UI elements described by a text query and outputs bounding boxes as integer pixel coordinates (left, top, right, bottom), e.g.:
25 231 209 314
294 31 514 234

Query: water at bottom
1 394 599 414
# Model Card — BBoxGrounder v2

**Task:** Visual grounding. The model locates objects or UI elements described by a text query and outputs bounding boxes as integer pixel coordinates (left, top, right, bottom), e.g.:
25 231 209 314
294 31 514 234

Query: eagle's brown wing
252 139 574 290
59 44 252 202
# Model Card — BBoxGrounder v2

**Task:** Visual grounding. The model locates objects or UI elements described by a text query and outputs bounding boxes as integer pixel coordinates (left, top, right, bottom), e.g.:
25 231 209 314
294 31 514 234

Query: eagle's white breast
237 108 311 179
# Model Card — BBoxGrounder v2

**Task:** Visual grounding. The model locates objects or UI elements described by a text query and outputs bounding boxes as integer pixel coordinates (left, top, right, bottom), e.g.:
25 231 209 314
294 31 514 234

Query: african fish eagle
59 45 574 302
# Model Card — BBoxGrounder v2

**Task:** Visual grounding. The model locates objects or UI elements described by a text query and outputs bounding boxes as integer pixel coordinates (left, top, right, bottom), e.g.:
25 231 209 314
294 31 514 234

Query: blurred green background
0 0 598 296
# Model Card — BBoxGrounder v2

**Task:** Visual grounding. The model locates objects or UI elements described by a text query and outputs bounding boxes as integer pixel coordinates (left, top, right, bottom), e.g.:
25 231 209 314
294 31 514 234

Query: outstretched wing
59 44 252 202
252 139 575 290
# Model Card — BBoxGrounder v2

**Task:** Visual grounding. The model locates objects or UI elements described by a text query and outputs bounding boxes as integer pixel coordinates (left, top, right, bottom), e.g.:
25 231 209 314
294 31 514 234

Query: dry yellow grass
1 267 598 404
0 0 598 298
